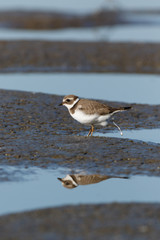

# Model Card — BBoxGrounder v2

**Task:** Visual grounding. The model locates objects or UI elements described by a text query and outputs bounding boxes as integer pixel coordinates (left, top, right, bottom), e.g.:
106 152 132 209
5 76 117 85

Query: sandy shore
0 10 123 29
0 89 159 178
1 203 160 240
0 41 160 73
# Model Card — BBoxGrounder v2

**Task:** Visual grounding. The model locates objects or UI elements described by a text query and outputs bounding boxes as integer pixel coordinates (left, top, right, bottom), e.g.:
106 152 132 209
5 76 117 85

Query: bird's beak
59 102 63 106
57 177 63 181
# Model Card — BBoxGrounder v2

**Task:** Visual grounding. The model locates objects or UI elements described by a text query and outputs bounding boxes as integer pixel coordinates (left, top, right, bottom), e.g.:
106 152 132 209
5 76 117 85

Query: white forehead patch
63 97 79 110
62 175 78 186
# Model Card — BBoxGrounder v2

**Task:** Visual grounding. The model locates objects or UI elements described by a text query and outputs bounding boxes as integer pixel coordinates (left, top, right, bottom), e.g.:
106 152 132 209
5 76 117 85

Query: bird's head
59 95 79 110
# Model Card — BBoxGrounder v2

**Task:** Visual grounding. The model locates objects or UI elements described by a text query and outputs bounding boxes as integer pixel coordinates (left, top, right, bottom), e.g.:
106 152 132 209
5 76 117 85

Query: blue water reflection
1 0 160 12
0 166 160 216
0 25 160 42
0 73 159 105
95 129 160 144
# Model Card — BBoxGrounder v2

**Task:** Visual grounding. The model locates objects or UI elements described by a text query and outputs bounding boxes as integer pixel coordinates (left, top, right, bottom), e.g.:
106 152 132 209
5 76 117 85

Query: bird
58 174 108 189
60 94 131 136
58 174 128 189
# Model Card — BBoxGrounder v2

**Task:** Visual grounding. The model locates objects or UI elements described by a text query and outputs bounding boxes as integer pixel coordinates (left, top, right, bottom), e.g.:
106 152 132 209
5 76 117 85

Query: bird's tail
120 106 131 111
111 106 131 114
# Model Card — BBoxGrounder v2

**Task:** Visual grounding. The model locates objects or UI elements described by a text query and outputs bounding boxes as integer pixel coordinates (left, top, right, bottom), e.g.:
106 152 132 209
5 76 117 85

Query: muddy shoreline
0 41 160 73
0 10 120 29
0 89 159 177
0 10 159 29
1 203 160 240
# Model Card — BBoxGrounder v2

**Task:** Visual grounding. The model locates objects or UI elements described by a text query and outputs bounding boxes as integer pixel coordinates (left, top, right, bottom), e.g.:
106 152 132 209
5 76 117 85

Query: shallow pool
0 72 159 105
94 128 160 144
1 166 160 216
0 24 160 42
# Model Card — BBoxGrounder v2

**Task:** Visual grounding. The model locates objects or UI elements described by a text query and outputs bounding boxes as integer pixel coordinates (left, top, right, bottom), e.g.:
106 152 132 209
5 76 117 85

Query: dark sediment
0 41 160 73
1 203 160 240
0 89 159 177
0 10 159 30
0 10 122 29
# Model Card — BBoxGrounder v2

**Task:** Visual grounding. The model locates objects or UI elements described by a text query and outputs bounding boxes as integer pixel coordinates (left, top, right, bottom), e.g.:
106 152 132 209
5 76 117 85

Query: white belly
70 110 111 126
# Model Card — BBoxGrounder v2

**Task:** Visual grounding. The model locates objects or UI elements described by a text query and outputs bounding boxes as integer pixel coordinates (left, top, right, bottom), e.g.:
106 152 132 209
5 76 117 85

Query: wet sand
0 10 124 29
0 41 160 73
1 203 160 240
0 10 159 30
0 89 159 177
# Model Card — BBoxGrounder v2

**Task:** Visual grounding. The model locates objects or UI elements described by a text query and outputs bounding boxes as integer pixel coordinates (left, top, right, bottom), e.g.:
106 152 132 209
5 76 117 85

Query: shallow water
94 128 160 144
125 13 160 24
0 0 160 12
0 166 160 216
0 73 160 105
0 24 160 42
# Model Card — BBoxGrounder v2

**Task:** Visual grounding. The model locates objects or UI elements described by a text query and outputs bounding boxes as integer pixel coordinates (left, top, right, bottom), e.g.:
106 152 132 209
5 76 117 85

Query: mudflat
0 89 159 177
0 41 160 73
1 203 160 240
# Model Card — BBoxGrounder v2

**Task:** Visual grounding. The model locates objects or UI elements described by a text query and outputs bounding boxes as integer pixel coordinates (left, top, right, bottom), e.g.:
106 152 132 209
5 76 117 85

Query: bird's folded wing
78 99 115 115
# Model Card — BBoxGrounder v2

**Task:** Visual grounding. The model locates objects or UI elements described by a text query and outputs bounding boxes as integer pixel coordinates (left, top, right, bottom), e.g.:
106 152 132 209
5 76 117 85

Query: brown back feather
70 99 121 115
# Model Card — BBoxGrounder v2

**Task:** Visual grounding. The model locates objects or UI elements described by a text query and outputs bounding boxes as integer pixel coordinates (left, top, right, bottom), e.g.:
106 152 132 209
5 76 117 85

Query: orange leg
90 125 94 136
87 128 92 137
87 125 94 137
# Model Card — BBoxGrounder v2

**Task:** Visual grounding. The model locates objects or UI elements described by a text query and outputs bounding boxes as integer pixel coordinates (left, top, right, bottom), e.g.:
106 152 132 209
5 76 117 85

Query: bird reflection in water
58 174 128 189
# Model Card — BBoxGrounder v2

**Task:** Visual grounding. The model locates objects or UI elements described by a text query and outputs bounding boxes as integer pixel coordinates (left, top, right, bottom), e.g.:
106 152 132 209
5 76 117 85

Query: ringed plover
60 94 131 136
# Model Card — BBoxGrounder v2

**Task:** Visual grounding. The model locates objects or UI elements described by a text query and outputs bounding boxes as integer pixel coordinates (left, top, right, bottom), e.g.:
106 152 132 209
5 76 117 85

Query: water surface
0 25 160 42
95 128 160 144
0 73 159 105
1 166 160 216
0 0 160 12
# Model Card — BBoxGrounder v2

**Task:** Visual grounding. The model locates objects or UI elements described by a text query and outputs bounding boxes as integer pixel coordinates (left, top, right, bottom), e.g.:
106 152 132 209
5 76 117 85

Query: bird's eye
65 181 70 185
66 99 71 102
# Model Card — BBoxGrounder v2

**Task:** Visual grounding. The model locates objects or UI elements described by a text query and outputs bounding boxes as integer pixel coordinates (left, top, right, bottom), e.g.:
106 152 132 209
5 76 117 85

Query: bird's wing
78 99 115 115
